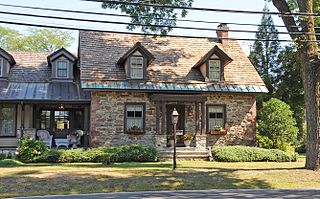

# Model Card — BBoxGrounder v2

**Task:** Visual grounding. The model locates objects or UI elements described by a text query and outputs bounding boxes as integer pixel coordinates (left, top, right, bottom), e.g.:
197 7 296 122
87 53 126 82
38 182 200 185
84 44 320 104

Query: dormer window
130 56 144 79
117 42 155 80
193 45 232 82
208 59 221 81
57 60 68 78
0 48 16 79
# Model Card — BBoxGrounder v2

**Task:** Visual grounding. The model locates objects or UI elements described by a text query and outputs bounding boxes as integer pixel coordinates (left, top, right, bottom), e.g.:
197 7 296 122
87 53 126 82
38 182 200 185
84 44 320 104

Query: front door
166 104 185 146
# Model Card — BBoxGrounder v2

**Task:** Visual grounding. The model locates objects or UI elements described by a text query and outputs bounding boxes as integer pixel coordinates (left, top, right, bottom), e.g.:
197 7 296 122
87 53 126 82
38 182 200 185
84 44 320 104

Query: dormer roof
47 47 77 66
0 48 16 66
116 42 155 67
193 45 232 69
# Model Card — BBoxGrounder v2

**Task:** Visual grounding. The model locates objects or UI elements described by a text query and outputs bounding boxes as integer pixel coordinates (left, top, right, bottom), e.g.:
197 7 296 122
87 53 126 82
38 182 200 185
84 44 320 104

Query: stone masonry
90 91 256 148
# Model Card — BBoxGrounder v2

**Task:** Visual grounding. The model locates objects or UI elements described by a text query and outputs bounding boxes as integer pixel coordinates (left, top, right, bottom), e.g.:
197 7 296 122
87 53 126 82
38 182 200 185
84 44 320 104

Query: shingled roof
79 31 265 90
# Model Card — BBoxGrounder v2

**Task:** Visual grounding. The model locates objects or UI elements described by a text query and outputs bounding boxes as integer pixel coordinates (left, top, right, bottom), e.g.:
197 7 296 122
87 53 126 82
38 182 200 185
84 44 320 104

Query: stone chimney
216 23 229 44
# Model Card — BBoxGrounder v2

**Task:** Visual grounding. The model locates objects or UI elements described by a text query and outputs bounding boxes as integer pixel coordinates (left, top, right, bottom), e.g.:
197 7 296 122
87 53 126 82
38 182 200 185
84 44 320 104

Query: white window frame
208 59 221 81
56 60 69 78
207 105 225 131
130 56 144 79
125 104 144 132
0 57 3 77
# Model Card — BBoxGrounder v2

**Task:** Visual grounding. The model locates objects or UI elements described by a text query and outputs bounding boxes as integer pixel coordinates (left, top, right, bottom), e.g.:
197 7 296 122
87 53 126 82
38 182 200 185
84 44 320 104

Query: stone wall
90 91 256 148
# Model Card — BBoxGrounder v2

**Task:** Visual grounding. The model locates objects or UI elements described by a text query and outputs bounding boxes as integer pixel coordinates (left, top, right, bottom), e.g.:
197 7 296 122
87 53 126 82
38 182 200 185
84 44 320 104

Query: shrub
17 138 48 163
258 98 298 152
57 148 114 164
0 159 23 167
211 146 296 162
100 144 158 162
33 150 61 163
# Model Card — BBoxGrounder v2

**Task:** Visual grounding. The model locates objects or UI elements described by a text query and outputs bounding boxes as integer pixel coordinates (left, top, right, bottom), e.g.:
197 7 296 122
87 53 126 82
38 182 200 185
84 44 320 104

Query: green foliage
33 150 61 163
0 159 23 167
248 4 280 102
211 146 297 162
258 98 299 152
101 0 193 35
100 144 158 162
0 26 74 52
16 138 49 163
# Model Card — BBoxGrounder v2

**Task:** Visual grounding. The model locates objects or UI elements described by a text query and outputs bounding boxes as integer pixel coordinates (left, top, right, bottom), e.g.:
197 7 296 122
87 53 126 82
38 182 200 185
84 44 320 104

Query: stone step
159 147 210 161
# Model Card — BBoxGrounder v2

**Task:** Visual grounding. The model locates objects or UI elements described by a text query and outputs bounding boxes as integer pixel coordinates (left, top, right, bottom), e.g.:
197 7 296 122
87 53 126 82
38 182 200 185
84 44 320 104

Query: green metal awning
81 81 268 94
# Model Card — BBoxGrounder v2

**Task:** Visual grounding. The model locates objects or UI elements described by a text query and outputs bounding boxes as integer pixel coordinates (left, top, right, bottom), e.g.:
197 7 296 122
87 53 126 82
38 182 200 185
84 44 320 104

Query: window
0 105 16 137
0 58 3 77
207 105 225 131
40 110 51 130
130 57 144 79
208 59 221 81
54 111 69 130
57 61 68 78
125 104 145 132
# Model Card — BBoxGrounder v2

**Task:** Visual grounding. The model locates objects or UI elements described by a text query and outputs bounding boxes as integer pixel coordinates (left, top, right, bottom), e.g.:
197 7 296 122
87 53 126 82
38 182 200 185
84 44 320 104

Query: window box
125 126 145 134
207 130 227 135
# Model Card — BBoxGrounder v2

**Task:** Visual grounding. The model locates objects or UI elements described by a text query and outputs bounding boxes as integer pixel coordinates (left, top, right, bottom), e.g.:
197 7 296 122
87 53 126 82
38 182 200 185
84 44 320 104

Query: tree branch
271 0 300 41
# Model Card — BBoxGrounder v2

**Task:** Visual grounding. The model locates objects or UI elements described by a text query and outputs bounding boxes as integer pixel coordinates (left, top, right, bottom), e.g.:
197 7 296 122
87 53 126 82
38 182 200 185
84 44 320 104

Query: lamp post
171 108 179 170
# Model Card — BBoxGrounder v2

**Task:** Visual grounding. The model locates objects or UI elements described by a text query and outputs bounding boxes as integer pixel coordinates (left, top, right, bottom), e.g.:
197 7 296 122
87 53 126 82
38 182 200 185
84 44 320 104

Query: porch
151 94 208 151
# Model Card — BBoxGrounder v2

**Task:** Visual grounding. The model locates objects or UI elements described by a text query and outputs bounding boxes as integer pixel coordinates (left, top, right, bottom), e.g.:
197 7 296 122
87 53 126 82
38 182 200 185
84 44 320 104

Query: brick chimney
216 23 229 44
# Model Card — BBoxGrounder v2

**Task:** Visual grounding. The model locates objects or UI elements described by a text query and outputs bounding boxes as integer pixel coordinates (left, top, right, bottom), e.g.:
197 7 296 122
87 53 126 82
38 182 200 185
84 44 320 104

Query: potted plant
183 132 193 147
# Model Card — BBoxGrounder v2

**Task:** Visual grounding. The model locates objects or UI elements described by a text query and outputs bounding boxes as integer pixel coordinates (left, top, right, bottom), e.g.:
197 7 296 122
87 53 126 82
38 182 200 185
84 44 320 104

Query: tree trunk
272 0 320 170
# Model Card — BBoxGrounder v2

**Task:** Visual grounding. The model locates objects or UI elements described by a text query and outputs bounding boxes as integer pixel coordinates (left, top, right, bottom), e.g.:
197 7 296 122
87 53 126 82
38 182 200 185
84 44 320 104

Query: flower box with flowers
207 127 227 135
125 125 145 134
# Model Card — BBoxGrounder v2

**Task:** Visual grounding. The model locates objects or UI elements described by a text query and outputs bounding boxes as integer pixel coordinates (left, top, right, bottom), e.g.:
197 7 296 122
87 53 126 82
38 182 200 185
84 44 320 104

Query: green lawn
1 157 320 198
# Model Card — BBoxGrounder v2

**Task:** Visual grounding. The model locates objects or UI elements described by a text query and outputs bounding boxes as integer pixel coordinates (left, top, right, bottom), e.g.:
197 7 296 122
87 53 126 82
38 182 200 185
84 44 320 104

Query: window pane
54 111 69 130
40 110 51 130
0 105 16 136
126 105 144 131
127 111 134 117
208 60 221 80
57 61 68 77
130 57 143 79
208 105 225 129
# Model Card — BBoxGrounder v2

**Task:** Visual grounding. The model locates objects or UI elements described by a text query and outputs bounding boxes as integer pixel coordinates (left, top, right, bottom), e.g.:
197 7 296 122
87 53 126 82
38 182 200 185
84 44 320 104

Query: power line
0 3 290 28
1 10 318 36
83 0 320 17
0 18 318 42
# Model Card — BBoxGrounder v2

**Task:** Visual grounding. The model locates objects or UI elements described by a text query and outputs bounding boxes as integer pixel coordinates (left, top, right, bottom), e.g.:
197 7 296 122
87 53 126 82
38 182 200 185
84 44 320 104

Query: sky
0 0 290 54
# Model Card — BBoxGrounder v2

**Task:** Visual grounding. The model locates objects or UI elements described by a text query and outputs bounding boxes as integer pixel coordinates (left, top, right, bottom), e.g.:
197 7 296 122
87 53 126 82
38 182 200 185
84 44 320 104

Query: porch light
187 106 192 116
58 104 65 110
171 108 179 170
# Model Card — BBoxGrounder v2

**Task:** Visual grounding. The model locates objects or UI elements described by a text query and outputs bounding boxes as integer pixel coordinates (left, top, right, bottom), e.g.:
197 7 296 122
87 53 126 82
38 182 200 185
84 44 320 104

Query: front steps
159 147 210 161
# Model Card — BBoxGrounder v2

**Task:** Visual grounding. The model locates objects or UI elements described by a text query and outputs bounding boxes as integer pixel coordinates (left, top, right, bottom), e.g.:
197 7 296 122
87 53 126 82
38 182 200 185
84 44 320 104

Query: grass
1 157 320 198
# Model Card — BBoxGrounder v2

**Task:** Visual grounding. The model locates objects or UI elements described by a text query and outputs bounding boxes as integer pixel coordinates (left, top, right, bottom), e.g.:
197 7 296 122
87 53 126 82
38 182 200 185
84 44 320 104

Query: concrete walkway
10 189 320 199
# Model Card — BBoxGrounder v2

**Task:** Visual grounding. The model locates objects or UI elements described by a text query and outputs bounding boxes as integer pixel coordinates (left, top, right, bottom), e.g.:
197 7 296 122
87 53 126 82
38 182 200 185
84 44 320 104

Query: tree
269 0 320 170
273 45 305 144
258 98 298 152
101 0 193 35
0 27 74 52
248 4 280 107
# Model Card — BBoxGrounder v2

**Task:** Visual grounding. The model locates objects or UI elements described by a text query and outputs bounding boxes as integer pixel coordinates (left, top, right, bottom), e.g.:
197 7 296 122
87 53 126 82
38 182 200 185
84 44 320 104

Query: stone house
0 24 267 155
79 24 267 152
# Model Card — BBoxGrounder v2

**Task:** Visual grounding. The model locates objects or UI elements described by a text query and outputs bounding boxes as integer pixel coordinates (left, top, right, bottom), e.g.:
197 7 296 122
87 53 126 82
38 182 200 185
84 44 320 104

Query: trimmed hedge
0 159 23 167
17 139 158 164
99 144 158 162
211 146 297 162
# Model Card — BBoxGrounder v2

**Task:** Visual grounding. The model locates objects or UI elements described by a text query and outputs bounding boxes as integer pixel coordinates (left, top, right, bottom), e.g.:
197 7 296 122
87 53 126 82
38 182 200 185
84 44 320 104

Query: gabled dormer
193 45 232 82
117 42 154 80
0 48 16 79
47 48 77 82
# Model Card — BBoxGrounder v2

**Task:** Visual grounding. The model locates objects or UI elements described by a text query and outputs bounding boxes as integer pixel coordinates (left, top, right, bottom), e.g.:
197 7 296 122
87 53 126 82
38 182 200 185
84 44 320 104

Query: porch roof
0 82 90 102
81 81 268 94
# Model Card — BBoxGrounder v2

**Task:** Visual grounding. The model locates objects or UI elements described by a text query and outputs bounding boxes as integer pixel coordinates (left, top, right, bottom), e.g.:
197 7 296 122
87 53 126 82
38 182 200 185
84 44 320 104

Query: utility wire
0 3 291 28
0 19 318 42
1 10 318 35
83 0 320 17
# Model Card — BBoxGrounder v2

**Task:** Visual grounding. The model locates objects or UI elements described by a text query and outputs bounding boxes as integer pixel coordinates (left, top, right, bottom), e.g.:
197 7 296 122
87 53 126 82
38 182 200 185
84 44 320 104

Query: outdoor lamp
171 108 179 170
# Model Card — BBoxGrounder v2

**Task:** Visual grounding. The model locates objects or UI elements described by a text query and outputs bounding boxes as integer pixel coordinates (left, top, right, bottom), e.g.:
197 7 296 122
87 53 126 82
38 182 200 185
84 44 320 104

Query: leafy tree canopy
101 0 193 35
0 27 75 52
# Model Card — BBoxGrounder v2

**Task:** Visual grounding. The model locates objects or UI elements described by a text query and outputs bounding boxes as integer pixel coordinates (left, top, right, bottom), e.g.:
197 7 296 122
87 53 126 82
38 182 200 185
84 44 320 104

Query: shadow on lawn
0 167 273 198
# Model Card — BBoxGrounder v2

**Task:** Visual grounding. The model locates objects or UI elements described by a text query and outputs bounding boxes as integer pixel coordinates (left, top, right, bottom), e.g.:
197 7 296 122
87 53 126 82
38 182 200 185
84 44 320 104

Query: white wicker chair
36 130 53 148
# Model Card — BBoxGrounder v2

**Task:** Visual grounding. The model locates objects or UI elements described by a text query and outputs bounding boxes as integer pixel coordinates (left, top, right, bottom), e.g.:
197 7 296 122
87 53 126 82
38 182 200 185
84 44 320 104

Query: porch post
161 102 166 135
84 106 90 148
195 102 199 134
156 101 160 134
201 102 205 135
20 102 25 138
